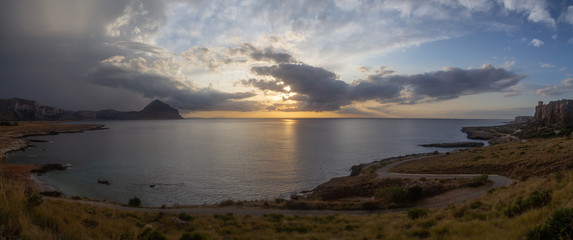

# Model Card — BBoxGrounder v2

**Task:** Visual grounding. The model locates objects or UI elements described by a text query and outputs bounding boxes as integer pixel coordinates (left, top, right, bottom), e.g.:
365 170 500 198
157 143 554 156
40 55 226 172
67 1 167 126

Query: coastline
0 122 105 191
1 120 507 208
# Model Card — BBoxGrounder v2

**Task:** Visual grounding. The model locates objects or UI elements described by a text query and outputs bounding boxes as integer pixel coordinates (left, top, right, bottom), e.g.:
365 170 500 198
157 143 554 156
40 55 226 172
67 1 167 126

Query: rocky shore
418 142 484 148
0 122 105 186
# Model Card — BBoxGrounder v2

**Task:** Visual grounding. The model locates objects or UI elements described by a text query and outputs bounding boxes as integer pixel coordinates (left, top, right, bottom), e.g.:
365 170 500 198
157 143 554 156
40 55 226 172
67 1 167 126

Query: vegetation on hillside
3 168 573 239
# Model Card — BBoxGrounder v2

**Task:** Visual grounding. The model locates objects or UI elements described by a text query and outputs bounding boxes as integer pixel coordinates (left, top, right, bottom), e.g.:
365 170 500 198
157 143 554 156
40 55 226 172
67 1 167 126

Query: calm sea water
6 118 505 206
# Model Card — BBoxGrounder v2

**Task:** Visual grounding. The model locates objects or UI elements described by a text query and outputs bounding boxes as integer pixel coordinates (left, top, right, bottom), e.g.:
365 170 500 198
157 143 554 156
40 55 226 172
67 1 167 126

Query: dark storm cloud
365 65 525 104
88 63 260 111
251 63 352 111
246 63 524 111
0 0 168 110
0 0 263 112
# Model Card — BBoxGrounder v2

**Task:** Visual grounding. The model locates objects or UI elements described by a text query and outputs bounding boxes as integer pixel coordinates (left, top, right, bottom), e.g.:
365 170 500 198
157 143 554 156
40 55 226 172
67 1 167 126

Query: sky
1 0 573 119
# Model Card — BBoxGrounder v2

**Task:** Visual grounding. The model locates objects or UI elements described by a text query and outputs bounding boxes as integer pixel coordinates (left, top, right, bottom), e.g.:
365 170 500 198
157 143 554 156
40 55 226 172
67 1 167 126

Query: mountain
0 98 183 121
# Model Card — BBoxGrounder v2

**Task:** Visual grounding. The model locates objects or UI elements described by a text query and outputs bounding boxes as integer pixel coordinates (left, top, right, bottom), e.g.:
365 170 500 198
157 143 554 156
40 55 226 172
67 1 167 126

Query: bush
526 208 573 240
409 229 430 238
128 196 142 207
178 212 193 222
180 232 207 240
284 200 310 210
39 191 62 197
219 199 234 206
350 164 364 176
137 228 167 240
389 187 407 204
407 185 423 201
408 208 430 220
504 190 552 218
467 174 489 187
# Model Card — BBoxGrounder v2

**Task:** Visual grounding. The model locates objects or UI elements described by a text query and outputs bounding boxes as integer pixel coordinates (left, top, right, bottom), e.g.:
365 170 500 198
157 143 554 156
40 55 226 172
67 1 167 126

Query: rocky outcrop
513 116 533 124
419 142 484 148
0 98 68 120
0 98 183 121
534 100 573 126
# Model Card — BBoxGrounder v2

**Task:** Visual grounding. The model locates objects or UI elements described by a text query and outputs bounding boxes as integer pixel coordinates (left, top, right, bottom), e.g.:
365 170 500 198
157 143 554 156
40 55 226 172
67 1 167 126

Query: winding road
48 155 514 216
377 155 513 208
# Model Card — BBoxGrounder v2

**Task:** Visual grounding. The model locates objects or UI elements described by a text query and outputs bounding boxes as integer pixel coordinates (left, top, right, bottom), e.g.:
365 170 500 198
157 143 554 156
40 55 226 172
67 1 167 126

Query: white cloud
503 59 515 69
562 6 573 26
536 78 573 96
540 62 555 68
499 0 556 27
529 38 544 47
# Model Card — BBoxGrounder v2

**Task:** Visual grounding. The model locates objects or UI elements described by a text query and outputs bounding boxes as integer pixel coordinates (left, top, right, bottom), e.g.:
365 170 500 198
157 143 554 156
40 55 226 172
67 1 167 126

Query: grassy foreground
3 167 573 239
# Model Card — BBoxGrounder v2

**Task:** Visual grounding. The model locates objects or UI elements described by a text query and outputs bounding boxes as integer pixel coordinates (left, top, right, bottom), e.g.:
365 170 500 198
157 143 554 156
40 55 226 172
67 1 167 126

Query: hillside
0 98 183 121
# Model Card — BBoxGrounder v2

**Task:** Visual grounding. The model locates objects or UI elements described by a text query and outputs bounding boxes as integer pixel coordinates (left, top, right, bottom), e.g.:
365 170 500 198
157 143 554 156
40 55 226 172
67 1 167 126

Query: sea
6 118 506 206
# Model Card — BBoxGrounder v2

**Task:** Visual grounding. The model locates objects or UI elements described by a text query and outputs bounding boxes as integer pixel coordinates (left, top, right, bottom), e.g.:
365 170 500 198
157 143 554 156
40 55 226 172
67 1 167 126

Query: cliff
534 100 573 126
0 98 183 121
513 116 533 124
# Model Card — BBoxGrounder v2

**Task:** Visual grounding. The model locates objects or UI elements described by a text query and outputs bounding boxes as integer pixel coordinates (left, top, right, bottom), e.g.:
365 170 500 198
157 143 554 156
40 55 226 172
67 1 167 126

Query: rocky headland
0 98 183 121
463 99 573 144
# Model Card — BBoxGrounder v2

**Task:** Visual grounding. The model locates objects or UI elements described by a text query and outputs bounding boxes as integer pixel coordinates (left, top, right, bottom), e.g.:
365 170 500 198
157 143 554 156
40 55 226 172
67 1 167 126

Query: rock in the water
97 179 111 185
31 163 68 175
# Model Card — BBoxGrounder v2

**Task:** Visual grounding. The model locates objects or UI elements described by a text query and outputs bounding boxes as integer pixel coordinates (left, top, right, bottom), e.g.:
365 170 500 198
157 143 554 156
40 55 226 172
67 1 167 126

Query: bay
6 118 505 206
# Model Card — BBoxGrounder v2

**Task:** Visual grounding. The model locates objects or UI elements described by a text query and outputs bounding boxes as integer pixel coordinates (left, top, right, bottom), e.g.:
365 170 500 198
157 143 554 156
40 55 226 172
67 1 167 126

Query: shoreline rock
419 142 484 148
30 163 68 175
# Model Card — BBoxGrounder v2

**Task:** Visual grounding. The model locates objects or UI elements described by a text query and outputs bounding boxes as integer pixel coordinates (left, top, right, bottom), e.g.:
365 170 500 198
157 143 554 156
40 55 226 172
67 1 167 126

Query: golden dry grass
392 137 573 179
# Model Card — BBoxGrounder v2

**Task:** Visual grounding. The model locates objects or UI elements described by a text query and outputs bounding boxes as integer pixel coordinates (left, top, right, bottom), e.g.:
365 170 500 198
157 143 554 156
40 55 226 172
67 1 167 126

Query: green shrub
284 200 310 210
504 190 552 218
407 185 424 201
219 199 234 206
350 164 364 176
39 191 62 197
526 208 573 240
128 196 142 207
408 208 429 220
178 212 193 222
180 232 207 240
469 200 483 209
467 174 489 187
409 229 430 238
389 187 407 204
137 228 167 240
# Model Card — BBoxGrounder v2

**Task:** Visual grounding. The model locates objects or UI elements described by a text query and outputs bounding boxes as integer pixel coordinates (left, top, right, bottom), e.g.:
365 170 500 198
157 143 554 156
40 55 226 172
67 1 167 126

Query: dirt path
377 155 513 208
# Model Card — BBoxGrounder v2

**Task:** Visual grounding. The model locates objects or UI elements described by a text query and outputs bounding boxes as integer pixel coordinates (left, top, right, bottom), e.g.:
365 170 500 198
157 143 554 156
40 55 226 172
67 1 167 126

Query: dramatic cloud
536 78 573 96
244 63 524 111
0 0 567 117
88 56 261 111
529 38 544 47
180 44 297 71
